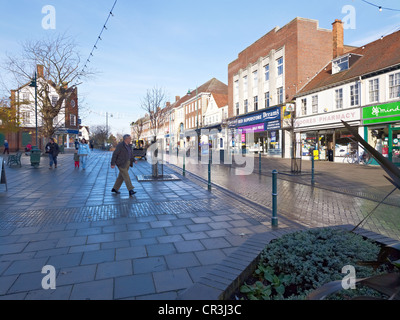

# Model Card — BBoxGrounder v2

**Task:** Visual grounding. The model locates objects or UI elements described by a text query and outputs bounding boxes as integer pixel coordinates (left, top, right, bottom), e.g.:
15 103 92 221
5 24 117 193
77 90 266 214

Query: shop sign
234 107 281 127
238 123 266 133
363 101 400 125
294 109 360 128
266 120 281 130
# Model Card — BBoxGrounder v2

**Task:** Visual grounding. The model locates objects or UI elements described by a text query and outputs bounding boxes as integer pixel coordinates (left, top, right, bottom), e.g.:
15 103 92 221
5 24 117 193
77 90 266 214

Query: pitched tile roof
296 30 400 96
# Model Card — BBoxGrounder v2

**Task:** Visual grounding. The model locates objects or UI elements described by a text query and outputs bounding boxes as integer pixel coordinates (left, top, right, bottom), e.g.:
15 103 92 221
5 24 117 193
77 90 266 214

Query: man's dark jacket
111 142 133 167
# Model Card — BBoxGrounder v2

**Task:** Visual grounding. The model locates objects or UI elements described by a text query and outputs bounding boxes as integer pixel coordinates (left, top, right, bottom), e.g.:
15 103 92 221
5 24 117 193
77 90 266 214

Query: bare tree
140 87 168 142
3 34 93 138
131 118 144 143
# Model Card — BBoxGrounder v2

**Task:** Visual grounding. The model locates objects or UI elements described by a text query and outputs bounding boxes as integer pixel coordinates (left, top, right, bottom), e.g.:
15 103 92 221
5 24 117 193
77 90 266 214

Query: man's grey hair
123 134 131 140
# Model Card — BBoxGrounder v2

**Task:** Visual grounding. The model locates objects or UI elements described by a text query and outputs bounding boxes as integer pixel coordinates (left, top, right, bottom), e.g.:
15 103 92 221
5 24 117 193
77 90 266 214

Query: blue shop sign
230 107 281 127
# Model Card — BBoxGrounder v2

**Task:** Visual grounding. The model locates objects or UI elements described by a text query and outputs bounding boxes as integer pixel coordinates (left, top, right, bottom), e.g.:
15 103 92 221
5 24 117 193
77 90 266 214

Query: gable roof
296 30 400 96
212 93 228 108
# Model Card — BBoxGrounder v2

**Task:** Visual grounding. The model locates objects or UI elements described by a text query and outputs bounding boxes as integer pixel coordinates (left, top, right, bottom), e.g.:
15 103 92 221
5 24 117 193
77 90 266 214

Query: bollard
311 156 315 185
208 158 211 191
183 149 186 177
271 170 278 227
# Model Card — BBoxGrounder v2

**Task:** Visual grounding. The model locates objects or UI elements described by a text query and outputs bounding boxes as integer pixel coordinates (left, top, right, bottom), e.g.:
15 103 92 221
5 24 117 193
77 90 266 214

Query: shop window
389 72 400 99
335 129 357 158
268 130 280 153
368 127 389 157
301 133 317 156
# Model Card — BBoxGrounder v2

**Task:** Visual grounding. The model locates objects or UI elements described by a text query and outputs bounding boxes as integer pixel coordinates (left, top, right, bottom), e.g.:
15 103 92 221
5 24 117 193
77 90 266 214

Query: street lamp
29 72 38 147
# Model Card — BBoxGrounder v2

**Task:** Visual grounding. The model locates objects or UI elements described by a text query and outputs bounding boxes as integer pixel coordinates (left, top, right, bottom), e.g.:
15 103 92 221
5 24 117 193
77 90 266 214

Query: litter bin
30 146 41 168
328 149 334 162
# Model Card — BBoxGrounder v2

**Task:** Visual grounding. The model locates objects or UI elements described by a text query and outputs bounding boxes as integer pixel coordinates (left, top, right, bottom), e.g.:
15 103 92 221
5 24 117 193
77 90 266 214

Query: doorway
318 131 334 161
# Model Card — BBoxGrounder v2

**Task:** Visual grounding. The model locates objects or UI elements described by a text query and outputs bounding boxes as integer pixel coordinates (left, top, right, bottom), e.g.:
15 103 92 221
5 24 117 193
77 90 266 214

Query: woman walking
77 138 91 170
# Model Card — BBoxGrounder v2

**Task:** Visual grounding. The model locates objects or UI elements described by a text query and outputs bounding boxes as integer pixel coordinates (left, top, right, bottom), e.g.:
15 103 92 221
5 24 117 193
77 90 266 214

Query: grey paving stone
195 249 226 266
114 230 141 241
200 237 232 250
174 240 205 253
153 268 193 293
165 252 201 269
0 243 27 255
25 285 72 300
47 253 83 269
114 274 155 299
87 233 115 244
81 249 115 265
116 246 147 260
146 243 176 257
70 279 114 300
133 256 167 274
3 257 49 276
68 244 100 253
23 239 59 252
8 272 44 293
57 236 87 248
56 264 97 286
96 260 133 280
0 275 18 295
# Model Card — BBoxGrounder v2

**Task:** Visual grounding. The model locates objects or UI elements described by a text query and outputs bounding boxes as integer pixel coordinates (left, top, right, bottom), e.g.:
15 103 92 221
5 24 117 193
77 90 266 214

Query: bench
132 148 147 161
7 151 22 167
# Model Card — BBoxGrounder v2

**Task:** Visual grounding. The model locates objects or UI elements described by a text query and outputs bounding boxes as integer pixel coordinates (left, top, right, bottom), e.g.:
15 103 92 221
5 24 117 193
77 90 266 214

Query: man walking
111 134 137 197
3 140 9 154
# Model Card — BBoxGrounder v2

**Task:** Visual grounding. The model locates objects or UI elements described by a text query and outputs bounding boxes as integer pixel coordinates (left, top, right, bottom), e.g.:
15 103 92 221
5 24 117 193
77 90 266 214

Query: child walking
74 150 80 169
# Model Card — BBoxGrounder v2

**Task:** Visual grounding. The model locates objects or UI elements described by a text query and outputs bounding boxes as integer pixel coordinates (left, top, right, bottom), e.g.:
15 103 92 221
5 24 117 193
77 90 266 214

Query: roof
212 93 228 108
296 30 400 96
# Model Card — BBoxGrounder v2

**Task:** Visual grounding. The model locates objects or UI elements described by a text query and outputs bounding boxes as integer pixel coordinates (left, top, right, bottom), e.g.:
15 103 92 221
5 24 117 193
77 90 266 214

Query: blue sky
1 0 400 135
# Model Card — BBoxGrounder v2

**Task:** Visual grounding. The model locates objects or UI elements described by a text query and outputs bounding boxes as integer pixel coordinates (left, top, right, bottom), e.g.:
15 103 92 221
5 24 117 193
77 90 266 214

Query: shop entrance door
318 132 334 161
390 126 400 165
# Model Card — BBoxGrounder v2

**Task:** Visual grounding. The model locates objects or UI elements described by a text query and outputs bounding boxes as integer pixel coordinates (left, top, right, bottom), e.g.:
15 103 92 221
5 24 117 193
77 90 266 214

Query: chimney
332 19 344 58
166 102 171 108
175 96 180 102
37 65 44 78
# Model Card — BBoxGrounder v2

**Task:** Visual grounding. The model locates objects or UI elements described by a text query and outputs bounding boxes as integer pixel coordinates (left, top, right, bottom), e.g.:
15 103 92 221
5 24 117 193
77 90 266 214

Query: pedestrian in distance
45 138 60 169
3 140 9 154
90 140 94 151
74 150 80 169
74 139 79 150
77 138 90 170
111 134 137 197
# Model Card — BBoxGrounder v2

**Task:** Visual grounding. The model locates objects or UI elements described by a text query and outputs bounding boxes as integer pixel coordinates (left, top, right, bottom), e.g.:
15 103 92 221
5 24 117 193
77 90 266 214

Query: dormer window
332 53 362 75
332 56 349 74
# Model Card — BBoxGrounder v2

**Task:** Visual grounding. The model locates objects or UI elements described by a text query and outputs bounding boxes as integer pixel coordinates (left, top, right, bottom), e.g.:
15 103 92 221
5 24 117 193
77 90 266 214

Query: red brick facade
228 17 334 118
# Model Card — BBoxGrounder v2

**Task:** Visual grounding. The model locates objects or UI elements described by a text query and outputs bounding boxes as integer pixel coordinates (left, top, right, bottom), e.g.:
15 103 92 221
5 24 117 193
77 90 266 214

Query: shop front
362 101 400 166
229 107 282 156
294 108 361 162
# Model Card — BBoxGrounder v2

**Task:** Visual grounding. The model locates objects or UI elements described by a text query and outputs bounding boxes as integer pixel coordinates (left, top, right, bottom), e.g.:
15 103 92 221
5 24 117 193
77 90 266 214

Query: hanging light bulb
379 6 382 12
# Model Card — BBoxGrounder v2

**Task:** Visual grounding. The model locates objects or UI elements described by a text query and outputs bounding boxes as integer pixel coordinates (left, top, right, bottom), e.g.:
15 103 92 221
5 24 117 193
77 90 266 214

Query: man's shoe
111 188 121 194
129 189 136 197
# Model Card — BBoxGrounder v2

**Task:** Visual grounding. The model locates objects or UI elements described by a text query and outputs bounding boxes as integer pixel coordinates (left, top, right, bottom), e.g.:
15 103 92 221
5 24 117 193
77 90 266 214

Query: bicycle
343 151 358 164
359 151 373 165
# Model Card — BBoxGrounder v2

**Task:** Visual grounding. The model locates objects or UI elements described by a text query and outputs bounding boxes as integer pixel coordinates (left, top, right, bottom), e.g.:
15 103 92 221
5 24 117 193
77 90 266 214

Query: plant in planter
305 120 400 300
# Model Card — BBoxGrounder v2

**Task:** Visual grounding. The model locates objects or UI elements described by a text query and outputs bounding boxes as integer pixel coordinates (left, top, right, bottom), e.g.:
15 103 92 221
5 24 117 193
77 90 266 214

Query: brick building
227 17 355 158
2 65 80 152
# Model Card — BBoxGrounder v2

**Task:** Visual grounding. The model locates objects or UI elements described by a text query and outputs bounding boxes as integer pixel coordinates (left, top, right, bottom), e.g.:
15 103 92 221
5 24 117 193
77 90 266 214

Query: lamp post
29 72 38 147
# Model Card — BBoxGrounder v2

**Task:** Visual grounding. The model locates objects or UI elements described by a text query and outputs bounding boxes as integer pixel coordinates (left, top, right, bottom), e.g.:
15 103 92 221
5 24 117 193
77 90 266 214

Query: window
244 99 248 113
277 87 283 104
312 95 318 114
350 84 359 106
277 57 283 76
335 88 343 109
253 71 258 88
51 96 58 107
265 65 270 81
265 92 270 108
22 111 31 123
301 98 307 116
332 56 349 74
369 79 379 102
236 103 239 116
70 114 76 126
22 92 29 101
254 96 258 111
243 76 248 93
389 73 400 99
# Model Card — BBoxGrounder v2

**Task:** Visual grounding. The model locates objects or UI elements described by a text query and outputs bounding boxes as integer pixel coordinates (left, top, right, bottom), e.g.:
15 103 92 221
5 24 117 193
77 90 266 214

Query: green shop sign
363 101 400 125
